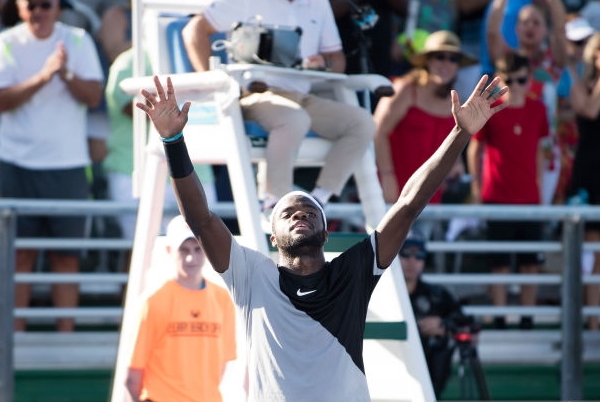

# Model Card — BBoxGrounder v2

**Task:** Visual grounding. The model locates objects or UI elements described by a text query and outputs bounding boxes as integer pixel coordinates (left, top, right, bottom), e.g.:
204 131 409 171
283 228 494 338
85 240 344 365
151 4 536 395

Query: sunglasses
572 39 588 47
25 1 53 11
505 76 528 86
399 250 427 260
430 52 461 64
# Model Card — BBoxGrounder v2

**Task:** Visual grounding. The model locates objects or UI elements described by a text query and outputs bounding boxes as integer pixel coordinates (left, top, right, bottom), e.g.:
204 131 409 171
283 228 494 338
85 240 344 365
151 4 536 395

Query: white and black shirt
221 233 385 401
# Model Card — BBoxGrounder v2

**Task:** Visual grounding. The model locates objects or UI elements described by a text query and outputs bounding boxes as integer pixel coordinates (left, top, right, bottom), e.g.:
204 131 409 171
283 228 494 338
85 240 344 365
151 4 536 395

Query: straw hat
409 30 477 68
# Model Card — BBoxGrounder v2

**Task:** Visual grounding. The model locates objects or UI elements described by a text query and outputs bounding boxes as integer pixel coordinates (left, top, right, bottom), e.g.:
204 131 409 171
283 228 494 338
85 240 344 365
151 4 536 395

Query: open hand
136 76 191 139
452 75 508 135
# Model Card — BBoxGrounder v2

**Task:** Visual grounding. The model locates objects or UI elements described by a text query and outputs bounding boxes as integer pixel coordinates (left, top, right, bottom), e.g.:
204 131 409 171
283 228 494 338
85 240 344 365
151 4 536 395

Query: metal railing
2 199 600 401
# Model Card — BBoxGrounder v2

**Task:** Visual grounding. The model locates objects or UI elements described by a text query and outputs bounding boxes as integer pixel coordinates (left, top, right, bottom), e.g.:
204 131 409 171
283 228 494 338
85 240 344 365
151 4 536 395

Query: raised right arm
136 76 232 272
486 0 508 66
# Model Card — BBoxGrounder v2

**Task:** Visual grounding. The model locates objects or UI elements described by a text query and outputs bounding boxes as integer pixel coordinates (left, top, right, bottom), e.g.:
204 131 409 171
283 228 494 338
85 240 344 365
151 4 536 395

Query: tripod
453 332 490 400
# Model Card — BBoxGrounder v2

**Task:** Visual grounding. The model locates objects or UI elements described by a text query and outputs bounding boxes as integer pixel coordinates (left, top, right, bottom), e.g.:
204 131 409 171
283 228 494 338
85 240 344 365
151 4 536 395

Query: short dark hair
494 51 530 75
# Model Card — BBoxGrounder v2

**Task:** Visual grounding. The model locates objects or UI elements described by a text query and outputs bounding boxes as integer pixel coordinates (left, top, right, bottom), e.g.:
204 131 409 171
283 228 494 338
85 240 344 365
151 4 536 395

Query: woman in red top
373 30 476 204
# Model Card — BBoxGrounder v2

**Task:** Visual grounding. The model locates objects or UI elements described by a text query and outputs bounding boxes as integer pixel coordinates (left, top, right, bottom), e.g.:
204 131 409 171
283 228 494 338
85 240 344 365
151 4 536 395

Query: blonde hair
402 65 454 99
582 32 600 82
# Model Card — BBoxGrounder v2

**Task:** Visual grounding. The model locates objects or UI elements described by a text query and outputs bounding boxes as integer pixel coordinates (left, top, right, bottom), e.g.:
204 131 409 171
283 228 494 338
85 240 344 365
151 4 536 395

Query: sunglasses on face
505 76 528 86
430 52 461 64
572 39 588 47
399 250 427 260
25 1 53 11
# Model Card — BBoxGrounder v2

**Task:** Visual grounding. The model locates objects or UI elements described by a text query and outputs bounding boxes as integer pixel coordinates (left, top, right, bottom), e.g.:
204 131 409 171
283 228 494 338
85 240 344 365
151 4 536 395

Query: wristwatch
63 70 74 82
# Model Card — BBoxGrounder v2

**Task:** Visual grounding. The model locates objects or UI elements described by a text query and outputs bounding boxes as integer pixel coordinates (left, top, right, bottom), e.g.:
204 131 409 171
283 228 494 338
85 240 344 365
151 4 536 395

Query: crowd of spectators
1 0 599 335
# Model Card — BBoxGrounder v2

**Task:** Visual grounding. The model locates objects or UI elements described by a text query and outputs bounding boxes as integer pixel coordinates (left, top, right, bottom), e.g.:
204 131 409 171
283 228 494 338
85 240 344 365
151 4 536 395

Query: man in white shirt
0 0 103 332
182 0 376 216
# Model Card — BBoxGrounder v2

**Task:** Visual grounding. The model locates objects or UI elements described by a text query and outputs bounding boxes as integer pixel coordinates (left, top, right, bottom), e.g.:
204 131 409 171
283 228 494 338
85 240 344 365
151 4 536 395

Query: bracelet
161 132 183 143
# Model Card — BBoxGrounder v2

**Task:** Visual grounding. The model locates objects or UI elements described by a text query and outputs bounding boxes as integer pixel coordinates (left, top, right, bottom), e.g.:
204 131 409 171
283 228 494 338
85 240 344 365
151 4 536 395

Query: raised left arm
375 75 508 268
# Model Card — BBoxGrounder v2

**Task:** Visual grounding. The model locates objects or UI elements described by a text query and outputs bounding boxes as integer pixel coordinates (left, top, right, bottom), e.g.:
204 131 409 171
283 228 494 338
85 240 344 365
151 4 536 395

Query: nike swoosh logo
296 289 317 297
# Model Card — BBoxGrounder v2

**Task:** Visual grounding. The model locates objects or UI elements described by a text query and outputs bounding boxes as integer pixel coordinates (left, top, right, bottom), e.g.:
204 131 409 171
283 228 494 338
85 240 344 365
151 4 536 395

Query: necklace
514 124 522 135
512 104 523 135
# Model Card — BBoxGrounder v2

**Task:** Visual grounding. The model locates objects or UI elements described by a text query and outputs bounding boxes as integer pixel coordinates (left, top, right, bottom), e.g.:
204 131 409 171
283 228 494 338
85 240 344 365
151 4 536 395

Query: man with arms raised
135 74 507 401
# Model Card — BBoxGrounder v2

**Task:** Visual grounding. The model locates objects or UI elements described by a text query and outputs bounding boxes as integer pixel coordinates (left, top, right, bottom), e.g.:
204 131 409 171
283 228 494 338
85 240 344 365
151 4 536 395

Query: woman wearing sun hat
373 30 476 239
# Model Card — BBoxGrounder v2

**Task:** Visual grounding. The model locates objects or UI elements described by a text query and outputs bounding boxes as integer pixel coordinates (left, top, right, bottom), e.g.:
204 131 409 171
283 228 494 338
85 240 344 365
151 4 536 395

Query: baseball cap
401 229 427 252
165 215 197 250
566 17 595 42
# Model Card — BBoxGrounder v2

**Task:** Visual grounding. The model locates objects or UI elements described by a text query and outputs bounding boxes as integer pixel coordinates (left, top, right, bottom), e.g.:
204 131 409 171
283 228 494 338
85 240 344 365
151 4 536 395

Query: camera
447 315 480 345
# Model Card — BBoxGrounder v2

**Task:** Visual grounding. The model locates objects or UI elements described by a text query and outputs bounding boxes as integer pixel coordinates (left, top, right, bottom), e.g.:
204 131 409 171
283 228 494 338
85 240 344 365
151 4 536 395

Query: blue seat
164 16 320 142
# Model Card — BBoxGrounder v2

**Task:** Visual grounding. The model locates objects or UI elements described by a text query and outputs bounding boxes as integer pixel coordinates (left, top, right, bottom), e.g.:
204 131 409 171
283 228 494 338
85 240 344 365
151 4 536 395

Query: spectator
391 0 490 97
97 0 131 63
181 0 376 221
554 15 595 204
59 0 130 201
134 69 507 400
480 0 531 77
567 31 600 331
467 52 548 330
0 0 103 332
400 229 466 399
373 30 475 238
486 0 567 205
103 47 217 271
393 0 489 72
126 215 237 402
58 0 119 35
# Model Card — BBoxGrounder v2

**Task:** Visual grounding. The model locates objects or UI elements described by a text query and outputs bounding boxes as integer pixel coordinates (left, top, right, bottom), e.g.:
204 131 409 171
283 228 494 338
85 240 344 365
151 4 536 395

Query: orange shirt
130 279 236 402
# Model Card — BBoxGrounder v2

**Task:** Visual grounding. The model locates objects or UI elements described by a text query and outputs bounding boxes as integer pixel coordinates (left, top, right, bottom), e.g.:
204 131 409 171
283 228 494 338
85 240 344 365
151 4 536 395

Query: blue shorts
0 161 89 255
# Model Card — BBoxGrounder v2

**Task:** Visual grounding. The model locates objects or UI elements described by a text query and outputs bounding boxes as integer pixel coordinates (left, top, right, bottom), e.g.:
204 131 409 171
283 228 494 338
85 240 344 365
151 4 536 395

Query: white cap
165 215 197 250
566 17 595 42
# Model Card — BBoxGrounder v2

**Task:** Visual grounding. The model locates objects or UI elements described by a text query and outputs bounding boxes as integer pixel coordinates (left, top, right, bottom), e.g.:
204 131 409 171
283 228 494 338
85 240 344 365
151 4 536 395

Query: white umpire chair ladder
110 2 435 402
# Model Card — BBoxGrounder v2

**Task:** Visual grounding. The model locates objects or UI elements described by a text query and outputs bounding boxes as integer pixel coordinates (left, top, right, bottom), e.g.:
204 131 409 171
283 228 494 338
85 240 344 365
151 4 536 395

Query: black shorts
486 220 545 269
0 161 89 255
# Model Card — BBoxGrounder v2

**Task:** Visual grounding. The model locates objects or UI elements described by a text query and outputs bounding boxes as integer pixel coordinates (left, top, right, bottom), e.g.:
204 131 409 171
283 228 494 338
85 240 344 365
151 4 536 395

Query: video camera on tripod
446 315 490 400
447 315 481 346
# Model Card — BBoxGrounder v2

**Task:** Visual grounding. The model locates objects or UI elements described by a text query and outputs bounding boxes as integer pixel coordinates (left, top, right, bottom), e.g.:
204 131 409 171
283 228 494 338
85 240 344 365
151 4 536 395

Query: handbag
213 21 303 68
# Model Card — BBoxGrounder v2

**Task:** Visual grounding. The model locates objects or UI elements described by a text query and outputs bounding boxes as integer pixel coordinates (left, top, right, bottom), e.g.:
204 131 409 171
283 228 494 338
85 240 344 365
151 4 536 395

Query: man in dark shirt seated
400 229 467 398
